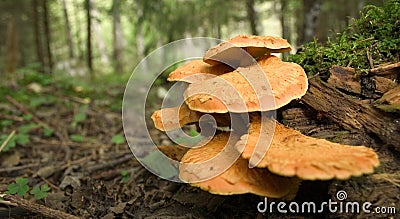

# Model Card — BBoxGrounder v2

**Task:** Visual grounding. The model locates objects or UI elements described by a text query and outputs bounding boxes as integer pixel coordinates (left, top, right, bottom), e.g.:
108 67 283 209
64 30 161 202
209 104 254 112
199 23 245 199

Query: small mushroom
168 59 233 83
151 104 202 131
151 103 232 131
184 55 308 113
235 114 380 180
179 132 300 198
204 35 291 66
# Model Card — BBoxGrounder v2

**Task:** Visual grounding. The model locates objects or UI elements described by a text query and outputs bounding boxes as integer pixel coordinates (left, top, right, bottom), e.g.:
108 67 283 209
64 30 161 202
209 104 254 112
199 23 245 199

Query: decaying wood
1 194 79 219
327 65 397 96
376 85 400 105
374 85 400 112
369 62 400 75
281 107 372 146
302 79 400 150
373 76 397 94
327 65 361 94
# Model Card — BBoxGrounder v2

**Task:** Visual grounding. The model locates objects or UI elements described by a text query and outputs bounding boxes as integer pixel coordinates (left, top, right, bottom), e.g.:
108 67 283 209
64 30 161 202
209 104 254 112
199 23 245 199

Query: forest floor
0 69 399 219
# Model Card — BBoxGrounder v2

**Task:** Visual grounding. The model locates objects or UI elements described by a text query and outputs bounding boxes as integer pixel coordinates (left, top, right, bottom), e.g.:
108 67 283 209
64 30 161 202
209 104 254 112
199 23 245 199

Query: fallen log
374 85 400 112
327 65 361 94
369 62 400 76
327 65 397 98
302 78 400 150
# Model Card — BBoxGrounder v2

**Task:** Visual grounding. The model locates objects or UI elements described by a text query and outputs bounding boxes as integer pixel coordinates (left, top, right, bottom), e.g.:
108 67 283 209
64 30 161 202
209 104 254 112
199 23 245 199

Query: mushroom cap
235 115 380 180
204 35 291 66
151 104 202 131
179 132 300 198
168 59 233 83
184 55 308 113
151 104 234 132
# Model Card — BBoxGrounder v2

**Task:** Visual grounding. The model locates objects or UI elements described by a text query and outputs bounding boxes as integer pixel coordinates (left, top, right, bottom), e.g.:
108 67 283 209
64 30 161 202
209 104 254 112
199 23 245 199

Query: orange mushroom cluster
151 35 379 199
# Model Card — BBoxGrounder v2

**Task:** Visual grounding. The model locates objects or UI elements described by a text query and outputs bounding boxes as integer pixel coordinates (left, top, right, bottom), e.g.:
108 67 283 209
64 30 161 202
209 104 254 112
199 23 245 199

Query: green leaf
71 110 87 128
30 184 50 200
0 120 13 127
19 123 40 134
120 170 129 183
73 112 86 123
29 96 47 108
7 177 29 197
111 134 125 145
120 170 128 176
22 114 33 121
15 134 30 145
0 134 16 152
189 128 199 137
70 134 84 142
43 128 54 137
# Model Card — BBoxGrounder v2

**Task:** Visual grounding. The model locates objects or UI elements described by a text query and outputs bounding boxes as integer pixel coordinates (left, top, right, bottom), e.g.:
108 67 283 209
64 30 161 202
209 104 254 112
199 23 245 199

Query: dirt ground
0 82 399 219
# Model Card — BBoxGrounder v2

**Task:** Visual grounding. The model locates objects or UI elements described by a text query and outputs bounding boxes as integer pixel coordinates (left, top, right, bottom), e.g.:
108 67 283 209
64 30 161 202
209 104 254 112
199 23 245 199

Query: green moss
289 0 400 78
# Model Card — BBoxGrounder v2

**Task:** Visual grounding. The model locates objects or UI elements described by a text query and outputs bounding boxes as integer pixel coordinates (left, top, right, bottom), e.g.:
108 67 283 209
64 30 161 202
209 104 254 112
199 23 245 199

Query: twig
369 61 400 75
0 130 16 153
0 194 79 219
0 163 40 173
38 175 59 191
85 154 135 173
5 95 65 141
366 50 374 69
5 95 72 162
0 114 24 122
308 72 320 80
5 96 44 127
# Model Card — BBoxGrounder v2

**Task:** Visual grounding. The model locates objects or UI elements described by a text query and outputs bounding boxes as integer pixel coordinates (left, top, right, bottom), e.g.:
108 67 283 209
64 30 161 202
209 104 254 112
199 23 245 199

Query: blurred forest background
0 0 384 78
1 1 400 218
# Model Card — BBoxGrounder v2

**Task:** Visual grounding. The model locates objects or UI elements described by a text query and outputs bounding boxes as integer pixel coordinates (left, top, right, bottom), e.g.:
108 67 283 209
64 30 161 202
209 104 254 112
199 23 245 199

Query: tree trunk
280 0 289 41
246 0 258 35
280 0 290 58
91 1 110 66
112 0 125 73
135 1 145 61
32 0 44 72
300 0 322 44
42 0 53 74
62 0 75 59
73 0 83 59
5 19 18 74
85 0 93 75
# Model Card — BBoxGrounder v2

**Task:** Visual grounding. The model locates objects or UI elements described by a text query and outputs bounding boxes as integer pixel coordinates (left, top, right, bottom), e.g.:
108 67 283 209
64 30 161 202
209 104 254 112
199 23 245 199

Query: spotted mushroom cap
235 115 380 180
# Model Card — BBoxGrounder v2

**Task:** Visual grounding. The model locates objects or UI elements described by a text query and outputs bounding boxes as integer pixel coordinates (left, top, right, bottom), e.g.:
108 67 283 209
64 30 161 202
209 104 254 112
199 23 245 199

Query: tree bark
62 0 75 59
299 0 322 45
32 0 44 72
5 19 18 74
302 78 400 150
73 0 83 59
85 0 93 75
112 0 125 73
246 0 258 35
91 1 110 66
280 0 289 58
135 1 145 61
42 0 53 74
